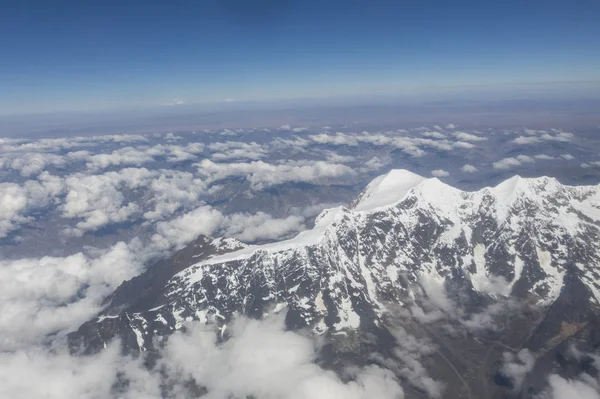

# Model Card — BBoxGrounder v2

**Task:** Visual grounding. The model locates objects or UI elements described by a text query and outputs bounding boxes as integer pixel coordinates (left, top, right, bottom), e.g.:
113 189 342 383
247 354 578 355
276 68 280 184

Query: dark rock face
69 236 246 354
69 171 600 397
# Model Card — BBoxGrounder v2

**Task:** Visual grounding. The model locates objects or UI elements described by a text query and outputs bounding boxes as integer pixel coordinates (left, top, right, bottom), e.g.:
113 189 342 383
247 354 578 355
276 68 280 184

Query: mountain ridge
69 169 600 398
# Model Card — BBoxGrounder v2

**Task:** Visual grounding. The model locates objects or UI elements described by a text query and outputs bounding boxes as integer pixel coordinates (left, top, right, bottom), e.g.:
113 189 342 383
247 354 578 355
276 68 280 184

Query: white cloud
322 150 356 164
547 374 600 399
454 131 487 142
516 155 535 163
461 164 478 173
581 161 600 168
493 155 535 170
431 169 449 177
221 212 305 242
0 316 405 399
0 152 67 177
360 156 391 173
197 160 356 190
164 132 183 141
0 173 64 238
445 123 456 129
270 136 311 152
561 154 575 160
499 349 536 391
151 203 322 249
534 154 555 160
542 131 575 142
310 132 359 146
512 136 541 145
0 241 143 351
0 184 30 238
163 98 184 106
152 205 225 250
386 324 443 398
421 131 447 139
306 131 476 158
162 316 405 399
143 170 208 222
524 128 539 135
452 141 476 149
513 131 575 145
209 141 267 161
61 168 155 235
144 143 204 163
85 147 154 171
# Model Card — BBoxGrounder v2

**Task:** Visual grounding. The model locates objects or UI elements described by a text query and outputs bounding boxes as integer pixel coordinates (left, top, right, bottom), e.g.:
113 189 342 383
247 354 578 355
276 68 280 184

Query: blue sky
1 0 599 114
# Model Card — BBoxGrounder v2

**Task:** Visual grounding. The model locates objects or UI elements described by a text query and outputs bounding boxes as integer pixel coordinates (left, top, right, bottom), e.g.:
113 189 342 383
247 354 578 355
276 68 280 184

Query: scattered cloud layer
0 315 405 399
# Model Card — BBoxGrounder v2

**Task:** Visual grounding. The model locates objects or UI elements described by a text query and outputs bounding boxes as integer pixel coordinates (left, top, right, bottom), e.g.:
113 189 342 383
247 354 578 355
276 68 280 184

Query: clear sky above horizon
1 0 599 115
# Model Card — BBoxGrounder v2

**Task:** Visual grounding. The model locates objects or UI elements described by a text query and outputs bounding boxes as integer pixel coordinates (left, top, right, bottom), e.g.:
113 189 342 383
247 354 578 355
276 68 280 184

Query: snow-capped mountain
69 170 600 397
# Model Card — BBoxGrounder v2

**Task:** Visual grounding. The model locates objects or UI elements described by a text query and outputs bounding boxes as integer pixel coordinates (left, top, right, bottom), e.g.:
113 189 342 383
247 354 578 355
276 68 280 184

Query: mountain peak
352 169 427 212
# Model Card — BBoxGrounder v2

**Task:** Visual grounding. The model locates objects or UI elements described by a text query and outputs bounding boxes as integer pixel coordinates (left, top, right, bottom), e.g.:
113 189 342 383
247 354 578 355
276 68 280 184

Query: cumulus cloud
0 316 405 399
499 349 536 391
411 274 518 332
0 183 32 238
454 131 487 142
452 141 476 149
461 164 478 173
0 152 67 176
431 169 449 177
85 147 154 171
61 169 154 235
534 154 555 160
209 141 267 161
547 375 600 399
152 205 226 250
60 167 212 234
145 143 205 163
0 241 143 350
512 136 541 145
383 323 444 398
306 131 478 158
421 131 447 139
321 150 356 164
561 154 575 160
512 131 575 145
163 98 184 106
142 170 208 221
581 161 600 168
360 156 391 173
197 160 356 190
164 316 405 399
310 132 359 146
0 135 148 156
270 136 311 152
0 173 64 238
493 155 535 170
541 346 600 399
221 212 305 242
151 202 322 249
